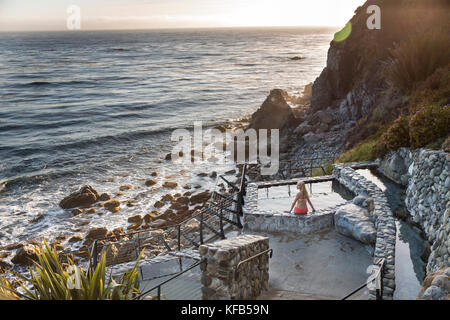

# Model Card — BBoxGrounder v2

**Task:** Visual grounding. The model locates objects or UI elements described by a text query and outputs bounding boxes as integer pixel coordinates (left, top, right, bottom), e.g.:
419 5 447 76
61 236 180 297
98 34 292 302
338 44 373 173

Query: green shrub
337 132 387 163
7 239 144 300
409 64 450 112
409 104 450 148
385 29 450 93
383 115 411 150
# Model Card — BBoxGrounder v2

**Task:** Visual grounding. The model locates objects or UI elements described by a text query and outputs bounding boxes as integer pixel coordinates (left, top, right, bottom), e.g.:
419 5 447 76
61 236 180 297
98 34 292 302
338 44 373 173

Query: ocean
0 27 335 247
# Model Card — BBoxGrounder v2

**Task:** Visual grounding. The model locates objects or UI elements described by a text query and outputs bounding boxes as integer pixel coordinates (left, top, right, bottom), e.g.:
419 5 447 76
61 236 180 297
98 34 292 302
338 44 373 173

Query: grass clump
1 239 144 300
337 129 387 163
385 29 450 93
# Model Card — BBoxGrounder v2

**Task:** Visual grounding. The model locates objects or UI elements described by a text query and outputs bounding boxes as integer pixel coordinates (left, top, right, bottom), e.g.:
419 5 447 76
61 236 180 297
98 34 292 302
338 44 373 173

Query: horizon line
0 25 342 34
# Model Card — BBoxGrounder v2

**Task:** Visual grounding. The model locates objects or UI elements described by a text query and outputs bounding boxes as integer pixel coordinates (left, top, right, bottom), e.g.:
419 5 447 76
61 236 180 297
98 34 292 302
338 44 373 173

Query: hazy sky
0 0 366 31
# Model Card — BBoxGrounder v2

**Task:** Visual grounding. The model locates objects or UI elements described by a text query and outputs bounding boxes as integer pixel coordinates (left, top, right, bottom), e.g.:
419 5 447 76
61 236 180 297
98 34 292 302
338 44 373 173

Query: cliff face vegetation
310 0 450 162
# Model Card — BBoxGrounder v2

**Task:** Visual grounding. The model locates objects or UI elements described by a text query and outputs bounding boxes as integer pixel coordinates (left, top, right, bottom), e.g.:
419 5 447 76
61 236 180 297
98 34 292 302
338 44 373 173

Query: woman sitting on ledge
288 181 316 215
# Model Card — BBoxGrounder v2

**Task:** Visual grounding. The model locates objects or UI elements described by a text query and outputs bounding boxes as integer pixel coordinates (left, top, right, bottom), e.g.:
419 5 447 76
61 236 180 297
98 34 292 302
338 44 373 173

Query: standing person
288 181 315 215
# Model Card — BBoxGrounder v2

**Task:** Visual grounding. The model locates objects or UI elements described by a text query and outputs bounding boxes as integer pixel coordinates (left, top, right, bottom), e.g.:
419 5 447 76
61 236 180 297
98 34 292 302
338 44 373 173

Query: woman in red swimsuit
288 181 315 215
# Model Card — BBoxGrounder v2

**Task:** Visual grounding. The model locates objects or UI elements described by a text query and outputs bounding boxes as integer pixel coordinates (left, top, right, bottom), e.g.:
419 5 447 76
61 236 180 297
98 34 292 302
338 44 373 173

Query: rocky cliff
311 0 450 149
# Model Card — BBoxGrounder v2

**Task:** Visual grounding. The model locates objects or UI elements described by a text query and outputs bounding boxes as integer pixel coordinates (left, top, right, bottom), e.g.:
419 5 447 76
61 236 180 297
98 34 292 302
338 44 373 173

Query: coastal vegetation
338 61 449 163
0 239 144 300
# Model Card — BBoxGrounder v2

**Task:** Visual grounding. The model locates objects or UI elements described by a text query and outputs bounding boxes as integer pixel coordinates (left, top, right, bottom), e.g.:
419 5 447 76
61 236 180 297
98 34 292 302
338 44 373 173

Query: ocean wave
15 80 95 88
1 169 80 191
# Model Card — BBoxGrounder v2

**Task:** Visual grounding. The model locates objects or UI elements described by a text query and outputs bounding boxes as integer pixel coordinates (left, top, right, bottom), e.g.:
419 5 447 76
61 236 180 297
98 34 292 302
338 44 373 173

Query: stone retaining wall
199 234 269 300
333 164 396 300
380 148 449 274
243 182 343 234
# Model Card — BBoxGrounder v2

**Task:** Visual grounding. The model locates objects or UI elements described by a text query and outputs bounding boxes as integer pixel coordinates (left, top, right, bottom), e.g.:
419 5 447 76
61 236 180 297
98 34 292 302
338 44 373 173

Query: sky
0 0 367 31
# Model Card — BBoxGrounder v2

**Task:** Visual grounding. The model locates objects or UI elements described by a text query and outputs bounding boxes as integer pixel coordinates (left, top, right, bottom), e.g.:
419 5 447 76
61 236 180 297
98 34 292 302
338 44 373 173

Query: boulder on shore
104 199 121 213
85 227 108 241
11 244 39 266
59 185 100 209
334 203 376 245
163 181 178 189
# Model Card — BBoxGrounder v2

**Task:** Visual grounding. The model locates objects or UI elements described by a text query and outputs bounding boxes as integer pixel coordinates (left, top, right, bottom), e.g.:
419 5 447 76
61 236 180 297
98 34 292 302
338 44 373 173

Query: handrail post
219 206 225 239
177 225 181 251
157 286 161 300
199 210 204 244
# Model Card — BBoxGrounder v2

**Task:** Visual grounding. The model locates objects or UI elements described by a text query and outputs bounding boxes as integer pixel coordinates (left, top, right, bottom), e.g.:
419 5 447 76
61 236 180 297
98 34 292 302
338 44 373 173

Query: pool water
257 180 353 212
356 169 427 300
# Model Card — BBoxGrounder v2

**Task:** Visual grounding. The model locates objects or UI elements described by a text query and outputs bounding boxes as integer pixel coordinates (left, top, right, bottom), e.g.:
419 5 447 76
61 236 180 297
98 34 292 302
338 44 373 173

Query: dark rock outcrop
59 185 100 209
248 89 297 134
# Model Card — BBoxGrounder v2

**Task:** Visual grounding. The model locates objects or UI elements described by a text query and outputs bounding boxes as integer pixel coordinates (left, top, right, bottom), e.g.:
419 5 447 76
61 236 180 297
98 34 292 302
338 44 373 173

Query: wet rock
1 243 23 251
154 200 165 209
119 185 132 191
161 194 175 202
85 208 96 214
190 191 211 206
163 181 178 189
11 244 39 266
197 172 208 177
0 259 12 273
68 236 83 243
59 185 100 209
151 172 158 177
128 215 143 225
85 227 108 241
127 224 141 231
149 219 168 229
72 208 84 216
104 199 121 213
144 211 158 224
145 179 157 187
98 193 111 201
334 203 376 245
210 171 217 179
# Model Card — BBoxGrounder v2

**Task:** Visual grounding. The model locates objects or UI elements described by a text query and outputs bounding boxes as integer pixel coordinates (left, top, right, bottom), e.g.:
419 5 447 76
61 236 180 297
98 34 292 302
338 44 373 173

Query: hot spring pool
356 169 427 300
257 180 353 212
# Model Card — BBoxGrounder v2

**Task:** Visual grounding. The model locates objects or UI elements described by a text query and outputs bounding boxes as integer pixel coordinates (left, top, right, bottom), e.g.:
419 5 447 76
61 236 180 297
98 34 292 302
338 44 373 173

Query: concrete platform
246 229 373 300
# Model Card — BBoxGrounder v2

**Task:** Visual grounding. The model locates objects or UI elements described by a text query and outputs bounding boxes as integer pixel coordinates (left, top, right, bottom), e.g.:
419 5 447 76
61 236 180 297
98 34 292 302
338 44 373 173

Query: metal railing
234 248 273 280
87 164 249 271
341 258 385 300
133 258 206 300
246 155 338 181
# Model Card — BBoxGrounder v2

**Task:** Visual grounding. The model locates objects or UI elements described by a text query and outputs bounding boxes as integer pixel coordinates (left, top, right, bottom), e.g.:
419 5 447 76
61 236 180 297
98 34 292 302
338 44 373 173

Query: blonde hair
297 181 307 197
